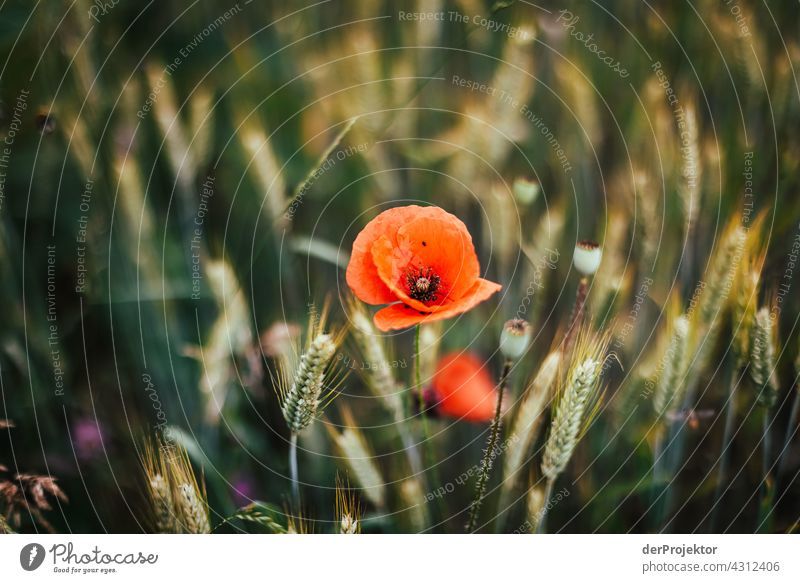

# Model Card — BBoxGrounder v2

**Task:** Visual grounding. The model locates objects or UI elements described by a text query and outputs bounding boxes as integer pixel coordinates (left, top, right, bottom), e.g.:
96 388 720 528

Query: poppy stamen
406 266 441 304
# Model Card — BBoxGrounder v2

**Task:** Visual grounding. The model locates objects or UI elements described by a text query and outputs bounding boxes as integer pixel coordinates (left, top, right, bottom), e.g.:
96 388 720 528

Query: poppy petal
373 303 437 331
372 278 502 331
395 214 479 301
346 206 425 305
371 235 433 313
371 210 484 312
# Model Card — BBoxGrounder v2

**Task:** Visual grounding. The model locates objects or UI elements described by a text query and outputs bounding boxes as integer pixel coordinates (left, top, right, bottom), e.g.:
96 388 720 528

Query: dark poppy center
406 266 441 303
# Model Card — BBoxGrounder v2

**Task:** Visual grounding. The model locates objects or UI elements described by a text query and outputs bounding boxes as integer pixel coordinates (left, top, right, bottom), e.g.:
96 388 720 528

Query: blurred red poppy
431 352 496 422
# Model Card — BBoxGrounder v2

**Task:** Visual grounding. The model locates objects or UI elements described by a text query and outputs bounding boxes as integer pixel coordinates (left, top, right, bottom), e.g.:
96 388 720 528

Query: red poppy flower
346 205 502 331
432 352 496 422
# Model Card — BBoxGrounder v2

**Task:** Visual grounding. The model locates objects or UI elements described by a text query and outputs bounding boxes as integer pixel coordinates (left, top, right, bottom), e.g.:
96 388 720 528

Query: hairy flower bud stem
564 276 589 354
466 359 512 533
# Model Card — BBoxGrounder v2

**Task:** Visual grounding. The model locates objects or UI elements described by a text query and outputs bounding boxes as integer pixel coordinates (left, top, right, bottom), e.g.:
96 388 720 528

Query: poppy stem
289 432 299 507
414 324 443 528
466 359 512 533
415 324 424 418
414 325 431 471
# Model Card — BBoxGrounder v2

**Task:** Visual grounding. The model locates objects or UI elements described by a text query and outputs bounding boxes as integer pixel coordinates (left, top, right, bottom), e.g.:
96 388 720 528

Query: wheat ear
652 315 691 418
699 221 746 326
498 350 560 530
275 304 345 505
526 484 546 533
148 474 178 533
335 475 362 534
280 333 338 433
749 306 779 529
710 241 766 531
347 299 427 493
541 357 602 481
399 478 428 533
176 482 211 534
142 439 209 533
327 408 386 510
167 446 211 534
348 302 403 418
537 337 606 533
678 101 701 235
142 440 179 533
750 307 778 407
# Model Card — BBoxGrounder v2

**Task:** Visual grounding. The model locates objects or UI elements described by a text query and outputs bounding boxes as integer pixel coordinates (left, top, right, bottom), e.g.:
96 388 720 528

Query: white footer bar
1 534 796 582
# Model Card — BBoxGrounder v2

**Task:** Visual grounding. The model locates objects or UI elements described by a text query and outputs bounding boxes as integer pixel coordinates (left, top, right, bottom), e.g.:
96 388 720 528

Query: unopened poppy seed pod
500 319 532 360
573 240 602 276
512 177 540 205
